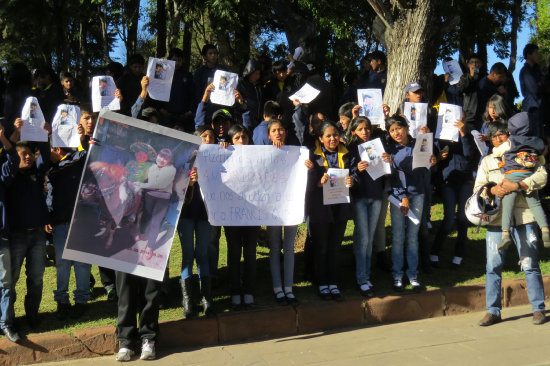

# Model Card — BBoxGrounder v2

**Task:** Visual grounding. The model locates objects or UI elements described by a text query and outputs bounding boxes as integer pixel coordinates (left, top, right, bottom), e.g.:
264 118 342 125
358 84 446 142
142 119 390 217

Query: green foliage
530 0 550 56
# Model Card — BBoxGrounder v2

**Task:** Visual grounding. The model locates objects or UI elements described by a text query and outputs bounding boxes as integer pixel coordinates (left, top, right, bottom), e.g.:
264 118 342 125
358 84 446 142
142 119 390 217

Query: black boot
179 278 194 318
199 277 215 317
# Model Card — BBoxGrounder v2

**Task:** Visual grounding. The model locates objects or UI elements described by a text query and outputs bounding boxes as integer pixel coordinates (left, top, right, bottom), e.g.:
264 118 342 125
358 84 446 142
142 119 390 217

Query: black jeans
225 226 258 295
115 271 162 348
310 221 347 285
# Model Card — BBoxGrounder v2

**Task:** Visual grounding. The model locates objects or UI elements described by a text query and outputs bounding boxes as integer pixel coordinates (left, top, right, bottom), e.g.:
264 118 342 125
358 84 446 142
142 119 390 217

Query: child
223 124 259 309
252 100 282 145
494 112 550 249
337 102 354 143
60 71 81 105
307 122 353 301
348 116 389 297
265 120 299 304
3 118 51 334
178 126 215 317
479 94 513 142
47 145 90 319
0 124 17 342
386 115 434 292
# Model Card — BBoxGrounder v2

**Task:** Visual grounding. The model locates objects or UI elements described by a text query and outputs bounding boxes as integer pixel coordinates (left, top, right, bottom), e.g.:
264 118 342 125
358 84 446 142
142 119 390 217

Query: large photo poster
62 111 201 280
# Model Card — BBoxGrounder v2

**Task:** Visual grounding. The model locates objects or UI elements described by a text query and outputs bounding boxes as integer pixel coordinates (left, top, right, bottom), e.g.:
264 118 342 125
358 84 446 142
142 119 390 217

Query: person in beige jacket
474 121 547 327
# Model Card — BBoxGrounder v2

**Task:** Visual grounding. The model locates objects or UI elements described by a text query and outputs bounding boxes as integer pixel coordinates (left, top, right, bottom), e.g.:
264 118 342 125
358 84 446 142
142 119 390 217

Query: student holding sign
223 125 259 310
178 126 216 318
348 116 390 297
386 116 435 293
307 122 353 301
430 113 479 268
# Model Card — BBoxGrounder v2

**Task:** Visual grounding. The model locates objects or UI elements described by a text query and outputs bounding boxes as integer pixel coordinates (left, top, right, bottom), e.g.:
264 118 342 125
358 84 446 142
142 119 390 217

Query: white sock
244 294 254 304
452 256 462 265
430 255 439 262
360 283 370 291
231 295 241 305
284 286 293 295
319 285 328 292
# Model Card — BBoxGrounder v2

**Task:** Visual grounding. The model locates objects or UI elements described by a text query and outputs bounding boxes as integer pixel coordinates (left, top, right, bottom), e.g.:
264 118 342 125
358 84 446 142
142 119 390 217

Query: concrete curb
2 276 550 365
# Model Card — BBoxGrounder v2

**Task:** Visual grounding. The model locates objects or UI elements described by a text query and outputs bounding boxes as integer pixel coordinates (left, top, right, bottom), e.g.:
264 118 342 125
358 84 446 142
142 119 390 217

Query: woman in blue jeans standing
475 122 546 326
348 116 387 296
386 116 435 292
177 126 215 318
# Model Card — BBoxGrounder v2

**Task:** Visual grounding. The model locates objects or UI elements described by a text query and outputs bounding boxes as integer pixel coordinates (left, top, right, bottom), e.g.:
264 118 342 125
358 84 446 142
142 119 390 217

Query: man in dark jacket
117 54 145 116
520 44 545 138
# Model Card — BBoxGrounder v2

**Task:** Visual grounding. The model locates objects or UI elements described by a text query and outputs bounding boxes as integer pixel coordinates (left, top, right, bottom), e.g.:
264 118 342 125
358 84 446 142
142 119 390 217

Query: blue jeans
353 198 382 284
267 225 298 289
178 217 211 279
53 223 91 304
8 228 46 326
485 223 545 316
431 182 473 258
390 193 424 281
0 238 11 329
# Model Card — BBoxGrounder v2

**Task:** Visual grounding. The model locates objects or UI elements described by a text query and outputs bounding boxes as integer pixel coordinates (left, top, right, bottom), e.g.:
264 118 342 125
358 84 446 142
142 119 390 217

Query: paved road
43 305 550 365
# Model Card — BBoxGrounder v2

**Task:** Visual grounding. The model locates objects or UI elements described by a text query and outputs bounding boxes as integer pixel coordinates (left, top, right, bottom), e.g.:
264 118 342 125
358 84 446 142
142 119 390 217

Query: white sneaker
140 339 156 360
115 347 134 362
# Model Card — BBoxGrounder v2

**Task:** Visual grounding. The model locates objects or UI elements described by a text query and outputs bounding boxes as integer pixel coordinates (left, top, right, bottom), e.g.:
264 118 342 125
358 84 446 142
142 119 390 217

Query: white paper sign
288 83 320 104
412 133 433 170
21 97 48 142
91 76 120 112
404 102 428 138
210 70 238 106
357 88 384 126
436 103 462 142
52 104 80 148
323 168 350 205
146 57 176 102
358 138 390 180
471 130 489 156
389 195 420 225
196 145 309 226
443 60 463 85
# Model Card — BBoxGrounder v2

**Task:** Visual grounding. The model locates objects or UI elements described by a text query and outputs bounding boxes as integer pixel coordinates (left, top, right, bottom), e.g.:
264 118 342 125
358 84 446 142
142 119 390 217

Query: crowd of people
0 42 548 361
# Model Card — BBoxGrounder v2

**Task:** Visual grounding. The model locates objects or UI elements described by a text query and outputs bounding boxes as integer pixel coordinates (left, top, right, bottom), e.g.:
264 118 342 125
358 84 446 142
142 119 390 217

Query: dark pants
208 226 221 279
310 221 347 285
115 271 162 348
99 267 116 291
225 226 258 295
431 182 473 258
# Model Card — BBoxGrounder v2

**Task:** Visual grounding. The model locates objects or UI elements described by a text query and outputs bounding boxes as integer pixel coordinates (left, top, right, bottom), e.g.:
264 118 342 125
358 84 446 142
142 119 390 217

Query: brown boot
533 311 546 325
478 312 501 326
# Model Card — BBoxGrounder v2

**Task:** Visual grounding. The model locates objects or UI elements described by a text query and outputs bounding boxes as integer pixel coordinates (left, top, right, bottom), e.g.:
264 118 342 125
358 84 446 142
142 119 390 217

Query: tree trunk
166 0 182 52
508 0 522 73
182 19 192 72
477 41 488 75
125 0 140 59
156 0 167 57
383 0 439 113
269 0 325 71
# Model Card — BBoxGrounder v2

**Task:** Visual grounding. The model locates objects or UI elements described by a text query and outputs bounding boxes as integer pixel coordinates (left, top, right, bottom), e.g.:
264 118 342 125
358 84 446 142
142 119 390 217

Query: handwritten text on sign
195 144 309 226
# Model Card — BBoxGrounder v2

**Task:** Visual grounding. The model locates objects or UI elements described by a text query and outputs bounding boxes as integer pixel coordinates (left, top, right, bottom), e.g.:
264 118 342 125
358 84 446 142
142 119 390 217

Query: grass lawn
12 200 550 336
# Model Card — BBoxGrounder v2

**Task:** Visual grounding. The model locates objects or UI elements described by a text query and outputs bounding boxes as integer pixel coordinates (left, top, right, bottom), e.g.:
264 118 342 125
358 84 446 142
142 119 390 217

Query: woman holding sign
223 124 260 310
307 122 353 301
348 116 390 297
386 116 435 292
